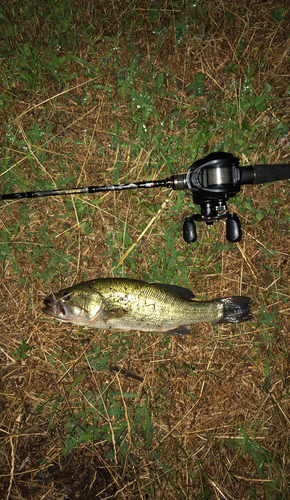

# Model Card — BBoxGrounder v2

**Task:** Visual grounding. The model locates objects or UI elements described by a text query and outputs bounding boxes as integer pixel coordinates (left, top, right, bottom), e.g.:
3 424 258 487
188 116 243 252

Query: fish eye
62 295 70 301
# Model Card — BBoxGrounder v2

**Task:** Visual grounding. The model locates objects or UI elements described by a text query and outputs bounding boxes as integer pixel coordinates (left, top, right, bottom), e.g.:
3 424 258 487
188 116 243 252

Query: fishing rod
1 152 289 242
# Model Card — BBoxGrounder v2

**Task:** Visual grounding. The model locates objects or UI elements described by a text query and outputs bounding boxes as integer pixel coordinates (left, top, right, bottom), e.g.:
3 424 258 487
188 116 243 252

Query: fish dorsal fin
155 283 195 300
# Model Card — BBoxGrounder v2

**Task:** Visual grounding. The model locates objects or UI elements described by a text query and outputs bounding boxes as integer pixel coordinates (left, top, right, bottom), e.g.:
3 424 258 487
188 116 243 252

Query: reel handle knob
226 213 241 242
183 217 197 243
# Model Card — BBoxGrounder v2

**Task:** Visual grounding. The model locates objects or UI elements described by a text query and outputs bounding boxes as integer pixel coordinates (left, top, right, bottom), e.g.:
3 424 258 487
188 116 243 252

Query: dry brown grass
0 0 290 498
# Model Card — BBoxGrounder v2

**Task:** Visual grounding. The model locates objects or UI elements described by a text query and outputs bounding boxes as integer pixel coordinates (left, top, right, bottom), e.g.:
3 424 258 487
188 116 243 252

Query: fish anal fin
156 283 195 300
164 325 191 336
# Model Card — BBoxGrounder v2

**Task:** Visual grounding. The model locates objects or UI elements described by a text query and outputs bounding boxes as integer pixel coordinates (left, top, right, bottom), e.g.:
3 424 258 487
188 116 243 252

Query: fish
42 278 252 335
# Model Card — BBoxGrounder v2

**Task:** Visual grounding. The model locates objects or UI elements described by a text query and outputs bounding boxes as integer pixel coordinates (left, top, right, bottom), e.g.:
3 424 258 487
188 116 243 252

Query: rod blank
0 178 172 201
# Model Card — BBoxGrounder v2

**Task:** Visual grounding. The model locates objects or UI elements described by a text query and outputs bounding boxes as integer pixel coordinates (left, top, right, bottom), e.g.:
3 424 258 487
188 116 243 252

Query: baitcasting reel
179 152 289 242
1 152 289 243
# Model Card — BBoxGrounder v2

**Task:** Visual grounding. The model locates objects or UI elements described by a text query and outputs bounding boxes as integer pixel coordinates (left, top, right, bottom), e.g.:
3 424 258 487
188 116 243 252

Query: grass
0 0 290 498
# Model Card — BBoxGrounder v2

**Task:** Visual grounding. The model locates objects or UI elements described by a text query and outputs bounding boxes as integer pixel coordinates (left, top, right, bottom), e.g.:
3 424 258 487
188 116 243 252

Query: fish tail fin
218 296 252 324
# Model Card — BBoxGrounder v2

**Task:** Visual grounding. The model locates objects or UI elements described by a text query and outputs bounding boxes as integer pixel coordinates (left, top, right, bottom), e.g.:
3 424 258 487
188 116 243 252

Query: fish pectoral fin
155 283 195 300
163 325 191 336
104 307 128 321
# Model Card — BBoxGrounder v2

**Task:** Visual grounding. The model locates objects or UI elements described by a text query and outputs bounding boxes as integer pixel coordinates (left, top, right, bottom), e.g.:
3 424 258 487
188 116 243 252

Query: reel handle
183 212 241 243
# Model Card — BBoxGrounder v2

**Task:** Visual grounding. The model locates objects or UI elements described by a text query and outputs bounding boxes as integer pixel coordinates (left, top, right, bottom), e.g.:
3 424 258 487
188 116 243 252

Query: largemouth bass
43 278 252 335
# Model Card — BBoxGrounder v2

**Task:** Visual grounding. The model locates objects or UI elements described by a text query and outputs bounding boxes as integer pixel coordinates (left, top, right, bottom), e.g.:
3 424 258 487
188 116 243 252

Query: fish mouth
42 294 68 320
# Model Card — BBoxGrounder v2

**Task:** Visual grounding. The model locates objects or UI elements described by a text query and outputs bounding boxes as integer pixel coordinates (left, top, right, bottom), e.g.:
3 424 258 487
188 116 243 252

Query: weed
12 338 34 360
